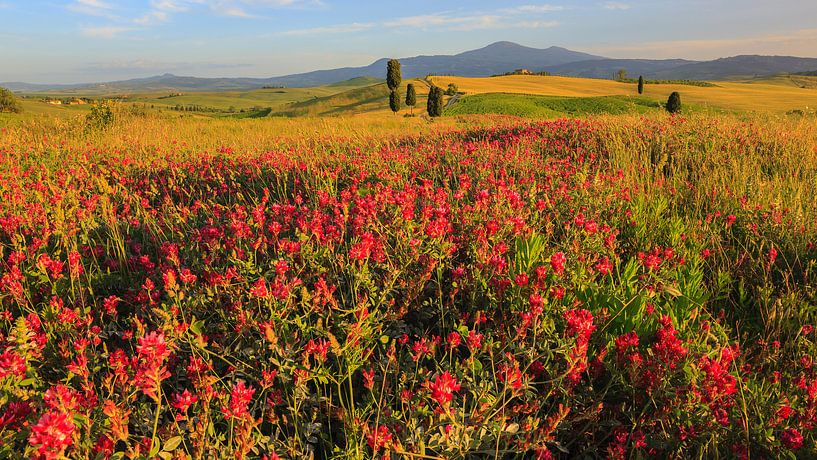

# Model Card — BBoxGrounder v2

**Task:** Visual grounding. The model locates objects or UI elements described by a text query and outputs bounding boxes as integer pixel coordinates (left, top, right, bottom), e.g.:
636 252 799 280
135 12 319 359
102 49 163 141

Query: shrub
446 83 458 96
666 91 682 113
84 101 115 132
0 87 22 113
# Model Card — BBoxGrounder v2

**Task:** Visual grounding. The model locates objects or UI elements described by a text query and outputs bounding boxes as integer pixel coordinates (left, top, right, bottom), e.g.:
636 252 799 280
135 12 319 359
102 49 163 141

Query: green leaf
163 436 182 452
149 439 160 457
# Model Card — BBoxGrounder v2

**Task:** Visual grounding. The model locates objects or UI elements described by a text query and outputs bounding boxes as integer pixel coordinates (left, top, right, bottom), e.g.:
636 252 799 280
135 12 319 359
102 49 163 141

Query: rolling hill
429 75 817 113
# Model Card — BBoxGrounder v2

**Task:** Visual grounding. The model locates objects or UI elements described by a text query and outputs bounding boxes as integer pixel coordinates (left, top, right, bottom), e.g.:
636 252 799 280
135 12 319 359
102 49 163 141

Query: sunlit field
1 108 816 458
430 75 817 113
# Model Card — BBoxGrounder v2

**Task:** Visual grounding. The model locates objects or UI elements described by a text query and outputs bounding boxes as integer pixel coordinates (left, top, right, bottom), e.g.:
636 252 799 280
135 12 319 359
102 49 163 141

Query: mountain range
4 41 817 93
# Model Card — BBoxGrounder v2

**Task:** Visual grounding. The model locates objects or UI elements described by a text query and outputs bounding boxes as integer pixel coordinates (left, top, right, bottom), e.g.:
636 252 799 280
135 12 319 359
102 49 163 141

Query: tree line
386 59 444 117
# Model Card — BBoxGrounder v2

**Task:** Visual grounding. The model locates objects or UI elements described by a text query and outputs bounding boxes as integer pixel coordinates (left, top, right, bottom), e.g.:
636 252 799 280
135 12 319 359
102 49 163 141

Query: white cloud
67 0 116 17
280 22 375 36
501 4 564 14
603 2 631 10
80 25 133 38
385 11 559 32
518 20 560 29
279 5 564 36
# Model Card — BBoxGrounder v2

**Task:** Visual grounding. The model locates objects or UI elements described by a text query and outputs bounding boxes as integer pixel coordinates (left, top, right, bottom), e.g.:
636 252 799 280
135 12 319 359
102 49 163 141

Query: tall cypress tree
386 59 402 114
386 59 402 92
405 83 416 115
666 92 682 114
427 86 443 117
389 89 401 114
637 76 644 95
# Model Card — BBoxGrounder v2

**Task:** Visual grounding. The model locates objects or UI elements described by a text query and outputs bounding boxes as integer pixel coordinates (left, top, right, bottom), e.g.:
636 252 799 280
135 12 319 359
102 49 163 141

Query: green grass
272 80 428 117
445 93 664 118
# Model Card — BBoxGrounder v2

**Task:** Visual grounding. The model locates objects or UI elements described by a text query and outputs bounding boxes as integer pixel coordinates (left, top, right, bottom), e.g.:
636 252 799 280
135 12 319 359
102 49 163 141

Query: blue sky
1 0 817 83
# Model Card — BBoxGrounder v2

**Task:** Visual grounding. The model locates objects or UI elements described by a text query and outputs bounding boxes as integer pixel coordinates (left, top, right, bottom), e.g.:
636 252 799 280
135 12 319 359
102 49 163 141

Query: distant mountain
454 41 605 66
651 55 817 80
3 42 817 93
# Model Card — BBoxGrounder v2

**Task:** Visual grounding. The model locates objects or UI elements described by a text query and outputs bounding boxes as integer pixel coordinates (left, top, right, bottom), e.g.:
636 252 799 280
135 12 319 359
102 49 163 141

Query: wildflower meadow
1 112 816 458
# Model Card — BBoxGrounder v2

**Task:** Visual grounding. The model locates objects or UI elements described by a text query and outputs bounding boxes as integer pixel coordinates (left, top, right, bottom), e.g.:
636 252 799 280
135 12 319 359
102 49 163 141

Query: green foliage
426 85 444 117
405 83 417 108
0 87 22 113
389 89 401 114
666 91 682 114
84 101 115 132
446 83 458 96
386 59 402 91
638 75 645 95
617 68 628 81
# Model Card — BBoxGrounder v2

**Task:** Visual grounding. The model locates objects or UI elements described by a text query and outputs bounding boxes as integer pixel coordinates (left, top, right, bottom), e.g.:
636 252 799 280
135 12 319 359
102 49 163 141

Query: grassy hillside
430 75 817 113
273 80 430 117
445 93 663 118
7 78 382 120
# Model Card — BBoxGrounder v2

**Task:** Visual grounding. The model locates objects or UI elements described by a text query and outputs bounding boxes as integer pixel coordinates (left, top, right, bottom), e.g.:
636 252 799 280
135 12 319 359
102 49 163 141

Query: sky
1 0 817 83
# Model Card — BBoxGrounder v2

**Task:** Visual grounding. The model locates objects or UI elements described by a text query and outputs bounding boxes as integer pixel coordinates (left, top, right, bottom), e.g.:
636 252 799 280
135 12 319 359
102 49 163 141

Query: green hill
444 93 663 118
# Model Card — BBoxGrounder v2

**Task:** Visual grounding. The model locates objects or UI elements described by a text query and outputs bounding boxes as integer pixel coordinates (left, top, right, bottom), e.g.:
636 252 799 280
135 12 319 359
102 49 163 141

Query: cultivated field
430 74 817 113
0 106 816 458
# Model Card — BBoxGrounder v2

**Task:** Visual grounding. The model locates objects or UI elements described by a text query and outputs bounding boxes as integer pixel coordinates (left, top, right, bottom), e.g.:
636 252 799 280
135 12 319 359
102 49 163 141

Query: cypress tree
637 76 644 95
405 83 416 114
427 86 443 117
389 89 401 114
666 92 682 114
386 59 402 91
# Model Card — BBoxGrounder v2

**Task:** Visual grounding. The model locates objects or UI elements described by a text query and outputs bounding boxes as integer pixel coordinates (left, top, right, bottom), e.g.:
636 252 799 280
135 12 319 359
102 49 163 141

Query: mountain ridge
4 42 817 93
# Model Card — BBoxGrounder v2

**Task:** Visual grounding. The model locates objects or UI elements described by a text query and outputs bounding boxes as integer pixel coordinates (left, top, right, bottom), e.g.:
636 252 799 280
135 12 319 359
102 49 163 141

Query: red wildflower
781 427 804 449
550 252 567 276
29 411 75 460
426 371 461 407
222 380 256 420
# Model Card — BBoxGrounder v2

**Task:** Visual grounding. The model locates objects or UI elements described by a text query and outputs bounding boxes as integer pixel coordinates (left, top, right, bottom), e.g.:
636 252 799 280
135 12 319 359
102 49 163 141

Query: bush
85 101 115 132
446 83 458 96
0 87 22 113
666 92 682 114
